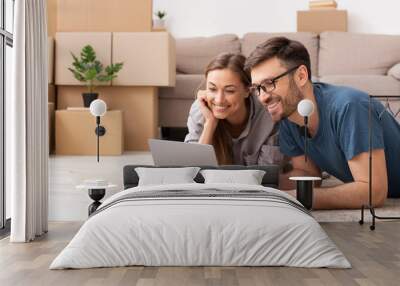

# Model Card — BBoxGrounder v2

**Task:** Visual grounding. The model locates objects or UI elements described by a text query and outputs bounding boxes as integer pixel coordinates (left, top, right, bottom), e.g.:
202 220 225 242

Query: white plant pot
153 18 165 29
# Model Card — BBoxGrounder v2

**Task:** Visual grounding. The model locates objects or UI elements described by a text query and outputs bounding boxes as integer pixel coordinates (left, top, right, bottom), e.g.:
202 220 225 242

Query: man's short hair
244 37 312 80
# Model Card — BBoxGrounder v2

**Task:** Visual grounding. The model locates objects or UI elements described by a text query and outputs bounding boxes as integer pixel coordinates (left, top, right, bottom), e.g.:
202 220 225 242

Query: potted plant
153 10 167 29
69 45 123 107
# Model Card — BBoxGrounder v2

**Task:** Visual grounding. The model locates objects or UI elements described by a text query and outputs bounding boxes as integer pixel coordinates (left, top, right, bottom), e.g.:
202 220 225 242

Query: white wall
153 0 400 38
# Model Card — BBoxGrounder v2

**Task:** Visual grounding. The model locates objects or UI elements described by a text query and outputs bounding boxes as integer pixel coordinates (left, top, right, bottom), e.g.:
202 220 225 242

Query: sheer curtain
9 0 48 242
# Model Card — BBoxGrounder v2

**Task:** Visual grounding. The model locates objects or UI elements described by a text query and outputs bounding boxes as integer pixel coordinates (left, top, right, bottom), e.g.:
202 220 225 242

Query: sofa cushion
176 34 241 74
388 63 400 80
319 75 400 96
159 74 205 127
319 32 400 76
159 74 205 100
241 32 319 78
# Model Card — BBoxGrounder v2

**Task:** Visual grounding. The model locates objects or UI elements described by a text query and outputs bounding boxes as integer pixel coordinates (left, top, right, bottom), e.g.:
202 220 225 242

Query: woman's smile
211 102 230 113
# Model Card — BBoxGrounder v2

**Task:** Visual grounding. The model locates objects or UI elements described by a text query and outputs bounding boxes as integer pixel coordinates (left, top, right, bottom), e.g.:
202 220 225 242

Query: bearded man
245 37 400 209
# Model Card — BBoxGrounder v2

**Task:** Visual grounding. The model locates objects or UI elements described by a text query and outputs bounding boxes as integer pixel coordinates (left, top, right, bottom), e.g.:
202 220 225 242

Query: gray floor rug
312 199 400 222
313 176 400 222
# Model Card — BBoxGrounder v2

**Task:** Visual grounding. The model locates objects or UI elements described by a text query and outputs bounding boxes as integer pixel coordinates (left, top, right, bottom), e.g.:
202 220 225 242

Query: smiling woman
184 53 285 166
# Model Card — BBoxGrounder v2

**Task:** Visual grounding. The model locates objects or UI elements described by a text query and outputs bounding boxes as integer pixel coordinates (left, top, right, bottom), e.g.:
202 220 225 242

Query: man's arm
281 149 388 209
312 149 387 209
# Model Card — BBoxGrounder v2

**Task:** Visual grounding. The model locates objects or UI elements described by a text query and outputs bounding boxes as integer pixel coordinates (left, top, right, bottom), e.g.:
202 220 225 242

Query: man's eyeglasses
250 65 300 96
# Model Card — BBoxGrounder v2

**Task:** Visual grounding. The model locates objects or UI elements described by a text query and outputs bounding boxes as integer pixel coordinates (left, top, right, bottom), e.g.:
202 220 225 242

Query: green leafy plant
69 45 123 93
155 10 167 19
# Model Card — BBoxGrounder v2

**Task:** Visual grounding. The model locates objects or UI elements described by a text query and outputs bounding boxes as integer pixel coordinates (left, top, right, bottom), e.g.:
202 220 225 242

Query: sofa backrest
319 32 400 76
176 34 241 74
241 32 319 78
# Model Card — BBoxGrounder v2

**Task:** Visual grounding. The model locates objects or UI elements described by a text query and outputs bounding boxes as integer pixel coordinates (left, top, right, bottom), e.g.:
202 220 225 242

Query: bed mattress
50 183 350 269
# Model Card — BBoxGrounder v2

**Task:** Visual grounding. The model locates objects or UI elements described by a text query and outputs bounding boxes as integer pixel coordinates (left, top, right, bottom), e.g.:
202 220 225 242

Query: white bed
50 183 351 269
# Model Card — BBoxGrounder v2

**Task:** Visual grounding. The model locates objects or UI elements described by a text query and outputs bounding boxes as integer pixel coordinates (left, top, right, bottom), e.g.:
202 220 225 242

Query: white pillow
388 63 400 80
135 167 200 186
200 169 266 185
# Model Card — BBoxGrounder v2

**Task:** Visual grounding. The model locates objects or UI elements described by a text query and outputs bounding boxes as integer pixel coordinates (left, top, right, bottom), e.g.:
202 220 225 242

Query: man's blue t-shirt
279 82 400 198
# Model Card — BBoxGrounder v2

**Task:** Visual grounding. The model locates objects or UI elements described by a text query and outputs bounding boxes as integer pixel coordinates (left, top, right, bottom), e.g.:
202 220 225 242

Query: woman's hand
197 90 218 145
197 90 218 127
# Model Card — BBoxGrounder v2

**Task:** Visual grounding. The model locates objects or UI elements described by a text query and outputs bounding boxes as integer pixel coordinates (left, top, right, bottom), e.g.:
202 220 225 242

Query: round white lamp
89 99 107 162
90 99 107 117
297 99 314 117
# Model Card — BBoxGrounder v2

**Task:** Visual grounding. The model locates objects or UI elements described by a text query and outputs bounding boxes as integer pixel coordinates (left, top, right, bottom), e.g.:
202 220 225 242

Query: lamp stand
304 116 308 162
94 116 106 162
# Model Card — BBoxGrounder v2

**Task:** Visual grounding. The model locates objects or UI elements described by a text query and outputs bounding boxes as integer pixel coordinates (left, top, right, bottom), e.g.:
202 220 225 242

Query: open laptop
148 139 218 166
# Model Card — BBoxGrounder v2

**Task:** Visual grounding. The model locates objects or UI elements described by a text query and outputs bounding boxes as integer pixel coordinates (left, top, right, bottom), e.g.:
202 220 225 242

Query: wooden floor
0 222 399 286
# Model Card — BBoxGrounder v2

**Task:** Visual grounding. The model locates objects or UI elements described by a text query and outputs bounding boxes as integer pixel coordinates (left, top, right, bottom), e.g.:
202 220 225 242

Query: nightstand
76 181 117 216
289 176 321 210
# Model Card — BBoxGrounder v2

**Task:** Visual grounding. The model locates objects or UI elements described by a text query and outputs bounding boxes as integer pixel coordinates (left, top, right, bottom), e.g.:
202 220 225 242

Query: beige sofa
159 32 400 128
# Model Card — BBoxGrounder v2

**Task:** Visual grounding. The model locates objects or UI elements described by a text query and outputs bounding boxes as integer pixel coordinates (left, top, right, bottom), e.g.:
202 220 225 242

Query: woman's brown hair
202 53 251 165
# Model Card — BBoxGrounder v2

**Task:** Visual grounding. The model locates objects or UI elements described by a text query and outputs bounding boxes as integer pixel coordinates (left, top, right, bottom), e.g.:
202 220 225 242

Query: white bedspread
50 183 351 269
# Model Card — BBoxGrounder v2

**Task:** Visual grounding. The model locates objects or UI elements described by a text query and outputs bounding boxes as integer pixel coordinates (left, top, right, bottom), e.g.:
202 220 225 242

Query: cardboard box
48 37 54 83
57 0 152 32
112 32 176 87
55 109 124 155
297 10 347 33
57 86 158 151
48 102 55 153
48 84 56 103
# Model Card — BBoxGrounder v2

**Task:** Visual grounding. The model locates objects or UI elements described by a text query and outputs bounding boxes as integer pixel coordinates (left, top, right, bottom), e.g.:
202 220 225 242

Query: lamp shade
297 99 314 117
90 99 107 117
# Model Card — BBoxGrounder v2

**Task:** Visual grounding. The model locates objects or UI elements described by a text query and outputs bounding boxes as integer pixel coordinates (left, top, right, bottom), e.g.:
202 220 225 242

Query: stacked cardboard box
298 1 346 33
309 0 337 10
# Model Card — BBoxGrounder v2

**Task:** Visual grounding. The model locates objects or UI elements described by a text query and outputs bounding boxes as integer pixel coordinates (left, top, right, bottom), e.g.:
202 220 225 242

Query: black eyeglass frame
250 65 301 96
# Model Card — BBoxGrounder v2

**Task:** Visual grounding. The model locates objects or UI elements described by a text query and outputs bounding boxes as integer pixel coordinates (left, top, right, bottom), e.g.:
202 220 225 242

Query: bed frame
123 165 280 189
